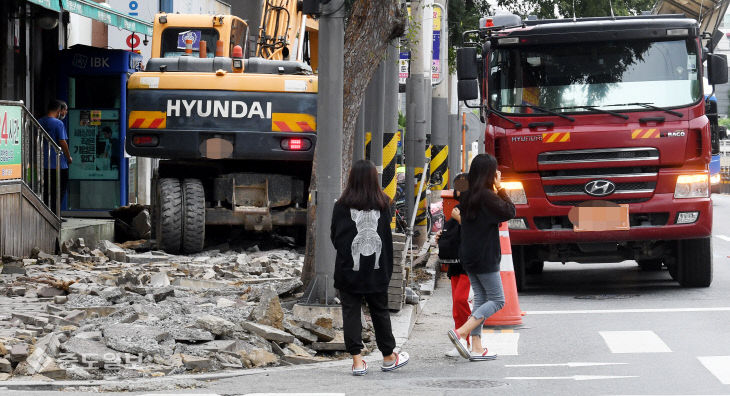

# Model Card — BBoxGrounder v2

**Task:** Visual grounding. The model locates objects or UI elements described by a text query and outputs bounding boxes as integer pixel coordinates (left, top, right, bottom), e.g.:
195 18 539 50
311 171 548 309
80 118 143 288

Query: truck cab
457 14 728 289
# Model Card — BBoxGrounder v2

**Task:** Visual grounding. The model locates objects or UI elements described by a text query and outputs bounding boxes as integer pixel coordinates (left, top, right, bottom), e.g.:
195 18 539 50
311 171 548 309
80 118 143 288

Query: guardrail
0 100 62 216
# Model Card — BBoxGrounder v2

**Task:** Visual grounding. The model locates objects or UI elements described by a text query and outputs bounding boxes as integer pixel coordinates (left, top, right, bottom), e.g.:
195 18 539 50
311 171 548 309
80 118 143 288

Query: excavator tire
156 178 182 254
182 178 205 253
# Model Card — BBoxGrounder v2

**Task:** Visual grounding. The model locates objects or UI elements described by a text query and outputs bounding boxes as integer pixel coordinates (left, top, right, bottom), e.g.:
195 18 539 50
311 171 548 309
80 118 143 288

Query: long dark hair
461 154 498 220
338 159 390 211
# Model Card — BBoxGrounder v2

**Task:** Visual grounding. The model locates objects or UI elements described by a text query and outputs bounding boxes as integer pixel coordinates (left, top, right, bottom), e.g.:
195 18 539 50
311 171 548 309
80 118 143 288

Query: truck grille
538 147 659 165
537 148 659 205
534 212 669 230
544 182 656 196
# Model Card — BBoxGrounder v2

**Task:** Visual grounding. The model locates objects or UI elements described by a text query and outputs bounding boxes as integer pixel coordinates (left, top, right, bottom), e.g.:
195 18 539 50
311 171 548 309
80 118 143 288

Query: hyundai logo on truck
166 100 273 119
584 180 616 197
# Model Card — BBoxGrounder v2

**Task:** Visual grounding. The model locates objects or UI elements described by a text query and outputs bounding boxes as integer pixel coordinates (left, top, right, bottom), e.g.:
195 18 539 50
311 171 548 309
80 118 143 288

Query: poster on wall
68 110 120 180
0 106 22 180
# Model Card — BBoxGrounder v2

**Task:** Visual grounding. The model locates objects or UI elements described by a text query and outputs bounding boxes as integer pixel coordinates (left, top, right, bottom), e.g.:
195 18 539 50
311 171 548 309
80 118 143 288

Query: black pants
44 168 68 215
339 289 396 357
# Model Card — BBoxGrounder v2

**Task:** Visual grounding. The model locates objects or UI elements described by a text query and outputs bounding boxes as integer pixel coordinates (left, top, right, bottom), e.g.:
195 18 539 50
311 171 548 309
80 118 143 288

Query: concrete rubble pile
0 238 356 381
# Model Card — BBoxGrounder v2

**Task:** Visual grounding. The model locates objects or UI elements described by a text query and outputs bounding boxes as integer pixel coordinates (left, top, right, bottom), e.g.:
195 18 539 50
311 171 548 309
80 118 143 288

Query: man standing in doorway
39 100 72 215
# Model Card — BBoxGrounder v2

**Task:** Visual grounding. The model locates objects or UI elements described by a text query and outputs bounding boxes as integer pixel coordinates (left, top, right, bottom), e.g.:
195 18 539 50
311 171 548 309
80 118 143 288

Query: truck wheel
156 178 182 254
637 259 663 271
512 246 527 292
677 237 713 287
182 178 206 254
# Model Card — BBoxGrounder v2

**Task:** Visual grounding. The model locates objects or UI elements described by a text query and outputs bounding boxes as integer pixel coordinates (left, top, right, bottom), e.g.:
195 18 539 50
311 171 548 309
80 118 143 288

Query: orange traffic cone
484 222 524 325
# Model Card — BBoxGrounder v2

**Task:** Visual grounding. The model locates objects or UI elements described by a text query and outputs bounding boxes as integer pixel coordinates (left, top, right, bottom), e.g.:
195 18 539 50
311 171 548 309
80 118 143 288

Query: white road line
480 332 520 356
505 375 637 381
505 362 628 368
714 234 730 242
698 356 730 384
526 307 730 315
600 331 671 354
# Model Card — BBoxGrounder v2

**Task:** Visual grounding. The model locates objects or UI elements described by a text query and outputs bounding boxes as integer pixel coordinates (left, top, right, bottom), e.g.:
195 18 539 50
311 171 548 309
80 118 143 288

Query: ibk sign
108 0 156 62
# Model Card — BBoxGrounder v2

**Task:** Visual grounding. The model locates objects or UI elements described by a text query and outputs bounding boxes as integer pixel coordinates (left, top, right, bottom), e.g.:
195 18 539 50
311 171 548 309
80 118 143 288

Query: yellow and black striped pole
430 144 448 190
365 131 372 160
383 132 399 229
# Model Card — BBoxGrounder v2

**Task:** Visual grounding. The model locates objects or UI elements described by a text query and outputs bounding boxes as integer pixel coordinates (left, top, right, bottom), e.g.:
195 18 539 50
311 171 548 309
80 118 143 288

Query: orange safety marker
484 222 524 325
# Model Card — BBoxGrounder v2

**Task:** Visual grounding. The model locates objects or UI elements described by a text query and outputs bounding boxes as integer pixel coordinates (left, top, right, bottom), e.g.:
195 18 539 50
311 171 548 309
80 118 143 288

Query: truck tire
156 178 182 254
637 259 663 271
182 178 206 254
512 246 527 292
677 237 713 287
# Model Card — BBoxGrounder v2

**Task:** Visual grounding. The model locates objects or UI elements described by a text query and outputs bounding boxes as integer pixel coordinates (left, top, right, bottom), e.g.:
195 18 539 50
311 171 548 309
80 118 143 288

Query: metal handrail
0 100 62 217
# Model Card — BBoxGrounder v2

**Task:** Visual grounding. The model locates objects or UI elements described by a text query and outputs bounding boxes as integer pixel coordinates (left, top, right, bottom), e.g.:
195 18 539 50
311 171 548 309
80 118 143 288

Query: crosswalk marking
480 331 520 356
698 356 730 384
714 234 730 242
599 331 672 354
526 307 730 315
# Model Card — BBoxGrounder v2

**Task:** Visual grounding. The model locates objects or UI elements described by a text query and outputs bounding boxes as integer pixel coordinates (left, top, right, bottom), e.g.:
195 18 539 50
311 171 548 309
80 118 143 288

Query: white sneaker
445 347 460 357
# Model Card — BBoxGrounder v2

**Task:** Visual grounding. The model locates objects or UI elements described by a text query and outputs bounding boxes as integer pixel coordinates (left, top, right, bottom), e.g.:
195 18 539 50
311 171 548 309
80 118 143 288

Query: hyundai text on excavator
126 2 318 253
456 6 728 289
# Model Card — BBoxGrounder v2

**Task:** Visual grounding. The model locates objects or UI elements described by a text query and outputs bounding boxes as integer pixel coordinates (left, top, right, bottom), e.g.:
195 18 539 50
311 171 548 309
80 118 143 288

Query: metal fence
0 100 62 216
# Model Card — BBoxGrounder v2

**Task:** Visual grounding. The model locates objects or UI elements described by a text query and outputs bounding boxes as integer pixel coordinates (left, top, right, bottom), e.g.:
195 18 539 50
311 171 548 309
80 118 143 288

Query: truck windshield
489 39 701 115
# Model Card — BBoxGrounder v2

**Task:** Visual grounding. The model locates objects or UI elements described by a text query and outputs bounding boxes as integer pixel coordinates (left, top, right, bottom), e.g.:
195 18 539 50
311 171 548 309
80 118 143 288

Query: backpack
437 218 460 260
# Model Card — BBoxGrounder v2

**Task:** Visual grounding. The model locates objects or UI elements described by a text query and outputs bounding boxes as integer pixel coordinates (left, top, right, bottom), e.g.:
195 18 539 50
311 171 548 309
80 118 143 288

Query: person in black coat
331 160 409 376
447 154 516 361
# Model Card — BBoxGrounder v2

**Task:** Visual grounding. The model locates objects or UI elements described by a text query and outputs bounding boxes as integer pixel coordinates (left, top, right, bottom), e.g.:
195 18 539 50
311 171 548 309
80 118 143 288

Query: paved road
13 194 730 395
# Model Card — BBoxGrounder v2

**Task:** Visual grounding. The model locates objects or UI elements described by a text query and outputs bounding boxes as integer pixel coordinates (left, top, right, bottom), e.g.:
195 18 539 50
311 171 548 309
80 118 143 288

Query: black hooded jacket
459 188 516 274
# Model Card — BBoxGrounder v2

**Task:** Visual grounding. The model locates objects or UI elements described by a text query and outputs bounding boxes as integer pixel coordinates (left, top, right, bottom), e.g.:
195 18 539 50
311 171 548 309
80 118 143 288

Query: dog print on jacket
350 209 382 271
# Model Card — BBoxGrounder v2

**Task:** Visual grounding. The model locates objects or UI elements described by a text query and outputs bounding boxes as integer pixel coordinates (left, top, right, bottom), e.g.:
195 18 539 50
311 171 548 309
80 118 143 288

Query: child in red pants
437 175 471 357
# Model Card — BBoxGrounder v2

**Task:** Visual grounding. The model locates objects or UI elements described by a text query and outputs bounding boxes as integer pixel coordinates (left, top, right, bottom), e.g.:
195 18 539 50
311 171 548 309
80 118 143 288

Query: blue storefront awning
61 0 154 36
27 0 61 12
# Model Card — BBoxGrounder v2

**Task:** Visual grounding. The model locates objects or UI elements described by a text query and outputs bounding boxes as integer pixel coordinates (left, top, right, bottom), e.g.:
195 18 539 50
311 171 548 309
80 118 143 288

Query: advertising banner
108 0 157 62
432 6 442 82
68 109 120 180
0 106 22 180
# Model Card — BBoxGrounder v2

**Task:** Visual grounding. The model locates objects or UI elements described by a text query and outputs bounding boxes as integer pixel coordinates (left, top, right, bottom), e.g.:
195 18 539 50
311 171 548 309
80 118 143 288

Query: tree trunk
300 0 406 288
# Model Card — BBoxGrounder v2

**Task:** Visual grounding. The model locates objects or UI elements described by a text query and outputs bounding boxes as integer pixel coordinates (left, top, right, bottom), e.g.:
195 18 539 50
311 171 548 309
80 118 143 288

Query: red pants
450 274 471 330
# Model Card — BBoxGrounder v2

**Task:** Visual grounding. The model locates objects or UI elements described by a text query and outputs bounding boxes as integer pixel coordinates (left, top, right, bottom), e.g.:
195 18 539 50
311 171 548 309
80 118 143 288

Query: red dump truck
456 13 728 290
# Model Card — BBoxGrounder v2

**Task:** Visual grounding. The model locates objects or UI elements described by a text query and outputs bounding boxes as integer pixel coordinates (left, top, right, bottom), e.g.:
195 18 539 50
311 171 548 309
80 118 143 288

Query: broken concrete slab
294 320 336 342
0 358 11 373
172 278 227 290
248 288 283 329
181 354 212 371
149 271 170 287
2 260 26 275
151 286 174 302
169 328 215 342
63 337 121 368
103 324 170 355
200 340 237 353
37 286 66 298
283 321 317 344
240 321 295 344
10 343 29 362
194 314 237 336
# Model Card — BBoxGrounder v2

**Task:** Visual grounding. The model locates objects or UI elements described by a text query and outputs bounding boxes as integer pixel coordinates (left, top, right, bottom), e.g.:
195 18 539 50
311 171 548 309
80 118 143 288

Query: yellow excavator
126 1 318 253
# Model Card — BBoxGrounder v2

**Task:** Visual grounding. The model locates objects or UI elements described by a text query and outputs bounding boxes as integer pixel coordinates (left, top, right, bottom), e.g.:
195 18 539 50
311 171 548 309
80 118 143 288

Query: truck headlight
710 173 721 185
502 181 527 204
508 218 528 229
676 211 699 224
674 174 709 198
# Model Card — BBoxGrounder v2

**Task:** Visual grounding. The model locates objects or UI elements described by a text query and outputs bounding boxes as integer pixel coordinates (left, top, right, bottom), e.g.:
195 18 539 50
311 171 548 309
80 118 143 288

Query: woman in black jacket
331 160 409 376
447 154 516 361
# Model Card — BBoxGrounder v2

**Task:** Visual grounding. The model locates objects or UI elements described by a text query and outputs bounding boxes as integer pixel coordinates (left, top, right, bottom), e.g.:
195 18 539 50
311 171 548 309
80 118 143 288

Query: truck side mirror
456 47 478 80
457 47 479 101
708 53 728 85
458 80 479 101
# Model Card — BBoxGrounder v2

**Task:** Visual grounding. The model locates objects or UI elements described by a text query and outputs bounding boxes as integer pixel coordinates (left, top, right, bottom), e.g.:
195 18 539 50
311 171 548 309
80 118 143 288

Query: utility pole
310 0 344 304
354 102 365 162
405 0 432 230
372 61 385 183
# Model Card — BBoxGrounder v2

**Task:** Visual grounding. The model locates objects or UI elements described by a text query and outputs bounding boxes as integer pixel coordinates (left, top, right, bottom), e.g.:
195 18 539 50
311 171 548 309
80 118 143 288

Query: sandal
352 361 368 376
469 348 497 361
381 351 409 371
448 329 471 359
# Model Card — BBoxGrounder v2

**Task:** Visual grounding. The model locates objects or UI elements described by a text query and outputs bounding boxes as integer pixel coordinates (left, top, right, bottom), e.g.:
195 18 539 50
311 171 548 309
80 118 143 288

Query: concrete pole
137 157 152 205
447 72 461 185
384 42 400 154
364 74 377 160
430 1 449 189
405 0 427 224
312 0 344 304
354 101 365 162
372 60 385 183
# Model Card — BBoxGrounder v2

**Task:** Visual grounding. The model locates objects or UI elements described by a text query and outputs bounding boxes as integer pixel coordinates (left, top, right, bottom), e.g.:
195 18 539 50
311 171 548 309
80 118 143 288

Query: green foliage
719 118 730 128
495 0 655 19
398 111 407 130
447 1 492 74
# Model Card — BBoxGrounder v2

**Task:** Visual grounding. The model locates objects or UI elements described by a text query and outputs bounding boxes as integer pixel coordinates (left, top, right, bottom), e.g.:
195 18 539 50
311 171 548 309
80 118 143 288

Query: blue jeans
467 271 505 337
